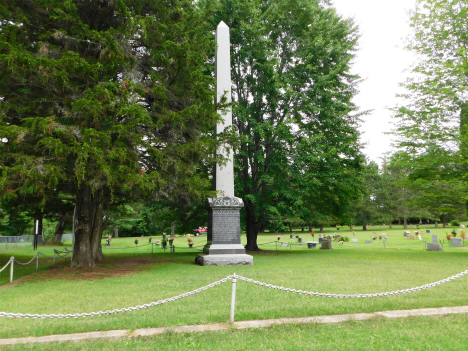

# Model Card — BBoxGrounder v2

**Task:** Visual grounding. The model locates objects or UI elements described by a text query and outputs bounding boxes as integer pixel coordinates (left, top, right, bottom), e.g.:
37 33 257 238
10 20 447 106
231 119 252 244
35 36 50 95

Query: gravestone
450 237 462 247
282 243 289 247
298 238 303 244
195 22 253 266
408 235 415 240
320 236 332 249
306 242 318 249
365 239 372 243
426 234 442 251
403 231 408 237
426 230 431 234
351 238 358 243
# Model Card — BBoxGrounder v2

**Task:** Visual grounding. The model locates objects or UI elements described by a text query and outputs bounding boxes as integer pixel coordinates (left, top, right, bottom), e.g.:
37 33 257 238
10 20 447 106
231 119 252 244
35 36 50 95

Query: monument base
195 254 253 266
203 244 246 255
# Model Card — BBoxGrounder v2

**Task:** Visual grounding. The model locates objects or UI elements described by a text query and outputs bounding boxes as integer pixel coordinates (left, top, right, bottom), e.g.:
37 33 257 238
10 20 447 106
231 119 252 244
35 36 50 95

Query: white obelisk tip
218 21 229 28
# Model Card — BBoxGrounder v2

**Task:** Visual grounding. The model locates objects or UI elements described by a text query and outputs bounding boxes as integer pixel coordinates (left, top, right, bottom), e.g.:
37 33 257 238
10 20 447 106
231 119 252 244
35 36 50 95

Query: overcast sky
331 0 417 164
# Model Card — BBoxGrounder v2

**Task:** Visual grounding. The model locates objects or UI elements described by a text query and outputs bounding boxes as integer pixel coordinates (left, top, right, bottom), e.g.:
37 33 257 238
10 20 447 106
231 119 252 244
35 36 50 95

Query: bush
451 220 460 226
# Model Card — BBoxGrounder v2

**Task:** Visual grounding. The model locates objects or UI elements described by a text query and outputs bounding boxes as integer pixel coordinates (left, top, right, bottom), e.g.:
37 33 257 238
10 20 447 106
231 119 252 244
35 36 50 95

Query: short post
383 239 386 249
36 253 39 273
276 241 278 251
10 257 14 283
230 274 237 324
53 250 56 265
152 243 154 254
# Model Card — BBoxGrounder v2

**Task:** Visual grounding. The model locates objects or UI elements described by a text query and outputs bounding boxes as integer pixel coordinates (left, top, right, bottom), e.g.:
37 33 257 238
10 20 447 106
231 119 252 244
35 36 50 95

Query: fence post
10 257 14 283
36 253 39 273
230 274 237 324
276 241 278 251
152 243 154 254
53 250 56 265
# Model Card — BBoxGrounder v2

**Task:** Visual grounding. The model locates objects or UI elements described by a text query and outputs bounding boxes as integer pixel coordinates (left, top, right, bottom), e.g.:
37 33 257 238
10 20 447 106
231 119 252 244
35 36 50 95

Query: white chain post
230 274 237 324
9 257 14 283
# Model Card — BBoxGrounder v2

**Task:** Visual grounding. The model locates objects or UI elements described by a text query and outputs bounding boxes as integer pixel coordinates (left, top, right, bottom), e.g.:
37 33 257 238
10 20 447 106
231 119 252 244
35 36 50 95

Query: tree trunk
72 185 106 268
171 222 175 238
244 200 259 251
362 214 367 231
435 220 439 228
319 225 323 233
288 223 292 233
308 223 312 231
90 188 105 262
54 212 69 243
72 185 95 268
403 217 407 229
389 222 393 229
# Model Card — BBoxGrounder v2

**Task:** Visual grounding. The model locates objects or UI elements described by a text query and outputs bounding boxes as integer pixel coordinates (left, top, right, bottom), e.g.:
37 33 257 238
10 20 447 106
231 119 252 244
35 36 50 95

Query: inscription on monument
212 209 240 243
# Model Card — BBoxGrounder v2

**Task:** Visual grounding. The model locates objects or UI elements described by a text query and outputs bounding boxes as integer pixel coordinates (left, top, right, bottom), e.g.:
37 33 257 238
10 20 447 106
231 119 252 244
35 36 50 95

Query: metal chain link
234 269 468 298
340 241 382 247
0 258 12 273
103 243 152 250
386 240 423 246
2 268 468 319
0 276 233 319
14 253 39 266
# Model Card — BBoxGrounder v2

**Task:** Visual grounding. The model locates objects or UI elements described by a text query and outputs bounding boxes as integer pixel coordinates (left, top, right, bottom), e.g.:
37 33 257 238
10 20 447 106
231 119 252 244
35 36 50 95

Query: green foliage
392 0 468 218
451 219 460 226
203 0 364 249
0 0 224 265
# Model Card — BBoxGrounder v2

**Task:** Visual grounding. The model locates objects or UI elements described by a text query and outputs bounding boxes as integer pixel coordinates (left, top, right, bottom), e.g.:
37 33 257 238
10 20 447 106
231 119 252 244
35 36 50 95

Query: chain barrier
340 241 382 248
2 268 468 319
234 269 468 298
103 243 152 250
13 253 39 266
257 241 277 246
386 240 424 246
0 276 232 319
0 258 12 273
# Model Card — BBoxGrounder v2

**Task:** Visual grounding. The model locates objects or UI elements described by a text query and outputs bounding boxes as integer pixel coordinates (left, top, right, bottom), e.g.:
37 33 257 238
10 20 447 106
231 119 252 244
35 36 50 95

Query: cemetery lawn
2 314 468 350
0 225 467 340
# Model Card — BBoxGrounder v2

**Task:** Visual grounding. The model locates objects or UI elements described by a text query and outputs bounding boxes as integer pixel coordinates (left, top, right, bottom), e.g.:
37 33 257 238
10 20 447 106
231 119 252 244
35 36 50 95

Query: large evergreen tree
0 0 221 267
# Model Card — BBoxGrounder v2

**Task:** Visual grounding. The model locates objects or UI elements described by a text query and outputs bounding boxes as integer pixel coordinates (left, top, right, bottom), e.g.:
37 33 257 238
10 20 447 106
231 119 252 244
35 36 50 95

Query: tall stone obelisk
195 21 253 266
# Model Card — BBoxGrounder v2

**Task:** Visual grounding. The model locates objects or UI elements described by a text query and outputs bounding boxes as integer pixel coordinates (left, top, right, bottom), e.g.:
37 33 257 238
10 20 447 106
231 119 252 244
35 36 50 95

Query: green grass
0 225 467 342
3 314 468 350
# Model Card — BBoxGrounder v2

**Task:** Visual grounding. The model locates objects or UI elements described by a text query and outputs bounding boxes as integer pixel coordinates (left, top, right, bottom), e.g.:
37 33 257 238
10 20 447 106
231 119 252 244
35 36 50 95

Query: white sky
331 0 417 164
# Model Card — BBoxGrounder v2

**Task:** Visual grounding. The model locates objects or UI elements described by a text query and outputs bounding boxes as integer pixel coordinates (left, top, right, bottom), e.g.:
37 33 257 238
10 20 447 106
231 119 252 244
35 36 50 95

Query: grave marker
195 22 253 266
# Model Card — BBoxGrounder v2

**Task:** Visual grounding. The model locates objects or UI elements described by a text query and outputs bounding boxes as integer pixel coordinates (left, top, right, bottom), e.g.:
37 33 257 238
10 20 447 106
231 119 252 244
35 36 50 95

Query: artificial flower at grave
277 236 281 241
168 238 174 246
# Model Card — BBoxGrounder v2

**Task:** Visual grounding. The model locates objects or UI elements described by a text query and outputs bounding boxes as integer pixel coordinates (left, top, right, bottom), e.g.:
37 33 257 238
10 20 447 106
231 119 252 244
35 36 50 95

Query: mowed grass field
0 224 467 349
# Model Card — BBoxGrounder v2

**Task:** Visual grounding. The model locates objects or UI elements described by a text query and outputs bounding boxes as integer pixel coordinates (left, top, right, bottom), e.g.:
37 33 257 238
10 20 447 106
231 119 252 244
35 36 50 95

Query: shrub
451 220 460 226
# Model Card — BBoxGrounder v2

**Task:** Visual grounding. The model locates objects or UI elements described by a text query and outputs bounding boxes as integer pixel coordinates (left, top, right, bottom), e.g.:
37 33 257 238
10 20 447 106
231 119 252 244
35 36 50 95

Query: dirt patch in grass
0 257 174 289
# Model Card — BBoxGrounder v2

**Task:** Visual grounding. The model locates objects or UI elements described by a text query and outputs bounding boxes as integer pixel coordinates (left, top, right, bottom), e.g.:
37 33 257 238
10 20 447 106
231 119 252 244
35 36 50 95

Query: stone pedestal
196 197 253 266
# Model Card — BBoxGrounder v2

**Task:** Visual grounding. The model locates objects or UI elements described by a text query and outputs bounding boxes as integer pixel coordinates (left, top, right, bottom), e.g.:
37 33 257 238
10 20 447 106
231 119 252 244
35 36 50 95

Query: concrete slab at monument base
195 254 253 266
